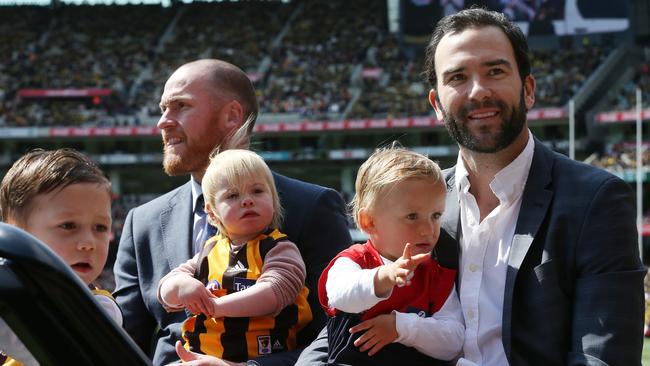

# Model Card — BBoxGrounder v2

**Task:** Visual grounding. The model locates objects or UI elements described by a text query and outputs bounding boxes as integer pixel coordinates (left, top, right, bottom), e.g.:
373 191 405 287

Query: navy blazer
113 172 352 366
438 139 645 365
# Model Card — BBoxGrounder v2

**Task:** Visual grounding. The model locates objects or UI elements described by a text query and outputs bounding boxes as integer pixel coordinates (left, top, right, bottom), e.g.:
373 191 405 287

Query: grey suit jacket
439 139 645 365
113 172 352 366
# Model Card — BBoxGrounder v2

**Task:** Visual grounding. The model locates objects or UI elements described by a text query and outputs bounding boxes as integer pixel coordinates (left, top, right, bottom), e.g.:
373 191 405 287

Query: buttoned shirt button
469 263 478 272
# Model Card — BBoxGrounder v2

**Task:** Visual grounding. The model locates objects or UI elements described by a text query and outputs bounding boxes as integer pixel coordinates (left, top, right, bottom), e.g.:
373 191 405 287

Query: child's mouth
72 262 92 273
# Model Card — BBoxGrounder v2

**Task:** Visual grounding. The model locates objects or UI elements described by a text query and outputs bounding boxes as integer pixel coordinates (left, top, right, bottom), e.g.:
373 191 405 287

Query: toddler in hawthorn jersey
157 148 311 362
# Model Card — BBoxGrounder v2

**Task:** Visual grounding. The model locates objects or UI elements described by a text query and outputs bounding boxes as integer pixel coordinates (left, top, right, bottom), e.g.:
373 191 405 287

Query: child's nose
77 234 96 251
241 197 254 207
78 241 95 251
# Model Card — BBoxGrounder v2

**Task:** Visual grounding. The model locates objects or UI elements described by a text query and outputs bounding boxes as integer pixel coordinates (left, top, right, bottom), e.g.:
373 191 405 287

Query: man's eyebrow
159 95 184 109
483 59 512 69
441 66 465 79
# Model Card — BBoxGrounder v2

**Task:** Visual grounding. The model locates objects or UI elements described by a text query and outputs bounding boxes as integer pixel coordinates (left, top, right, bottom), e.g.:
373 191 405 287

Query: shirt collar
190 176 203 213
454 130 535 206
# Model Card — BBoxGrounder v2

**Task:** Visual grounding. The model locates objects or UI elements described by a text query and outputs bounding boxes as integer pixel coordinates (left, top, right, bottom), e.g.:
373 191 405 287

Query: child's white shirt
326 255 465 361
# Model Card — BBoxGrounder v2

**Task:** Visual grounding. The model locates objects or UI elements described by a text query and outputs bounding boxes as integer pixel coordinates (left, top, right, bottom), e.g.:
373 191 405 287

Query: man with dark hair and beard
423 7 644 366
113 59 351 366
296 7 644 366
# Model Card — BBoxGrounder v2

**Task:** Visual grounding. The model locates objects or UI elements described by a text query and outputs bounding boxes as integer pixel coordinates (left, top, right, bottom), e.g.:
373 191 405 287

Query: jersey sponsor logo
233 277 256 292
257 335 272 354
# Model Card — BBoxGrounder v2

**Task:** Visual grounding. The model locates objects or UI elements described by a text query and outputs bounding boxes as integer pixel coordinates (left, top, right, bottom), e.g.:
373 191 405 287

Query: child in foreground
157 149 312 362
0 149 121 366
318 146 464 365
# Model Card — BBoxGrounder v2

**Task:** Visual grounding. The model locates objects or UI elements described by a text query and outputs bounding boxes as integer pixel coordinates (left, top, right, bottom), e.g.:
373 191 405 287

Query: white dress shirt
455 130 535 366
326 255 464 361
190 177 206 254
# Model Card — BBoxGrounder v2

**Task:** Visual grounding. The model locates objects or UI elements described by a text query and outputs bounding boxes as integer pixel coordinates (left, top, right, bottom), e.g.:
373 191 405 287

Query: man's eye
489 68 504 76
448 74 465 83
406 213 418 220
59 222 75 230
432 213 442 220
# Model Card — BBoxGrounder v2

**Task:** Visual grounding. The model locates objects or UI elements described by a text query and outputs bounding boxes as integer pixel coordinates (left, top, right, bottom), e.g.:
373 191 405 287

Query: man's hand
349 313 398 356
166 341 245 366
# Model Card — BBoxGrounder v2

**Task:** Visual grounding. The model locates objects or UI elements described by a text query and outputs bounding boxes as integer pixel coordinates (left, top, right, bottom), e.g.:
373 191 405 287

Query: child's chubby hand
349 312 398 356
388 242 430 286
175 275 218 316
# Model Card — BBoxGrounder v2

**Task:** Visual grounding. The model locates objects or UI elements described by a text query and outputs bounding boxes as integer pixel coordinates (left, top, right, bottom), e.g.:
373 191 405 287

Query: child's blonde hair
351 145 444 229
202 149 283 236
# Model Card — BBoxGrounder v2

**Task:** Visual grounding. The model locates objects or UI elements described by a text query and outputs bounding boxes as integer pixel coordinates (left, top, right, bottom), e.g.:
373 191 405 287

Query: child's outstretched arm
157 253 216 316
374 242 430 296
207 240 305 318
327 242 430 314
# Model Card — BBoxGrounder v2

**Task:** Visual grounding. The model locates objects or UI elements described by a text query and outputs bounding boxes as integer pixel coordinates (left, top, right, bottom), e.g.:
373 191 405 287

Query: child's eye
58 222 76 230
227 193 239 200
95 224 109 233
406 213 418 220
253 188 265 194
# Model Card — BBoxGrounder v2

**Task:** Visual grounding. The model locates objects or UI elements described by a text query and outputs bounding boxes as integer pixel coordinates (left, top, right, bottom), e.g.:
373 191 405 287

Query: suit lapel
160 182 193 270
434 168 461 272
502 139 554 359
442 169 460 243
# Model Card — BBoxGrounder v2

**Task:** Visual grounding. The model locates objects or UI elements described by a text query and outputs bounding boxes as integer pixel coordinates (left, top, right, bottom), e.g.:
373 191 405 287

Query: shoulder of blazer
272 171 326 196
130 182 192 219
532 140 621 190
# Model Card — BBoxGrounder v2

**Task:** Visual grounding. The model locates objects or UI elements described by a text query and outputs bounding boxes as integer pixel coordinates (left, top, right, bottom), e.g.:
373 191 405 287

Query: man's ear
224 100 244 130
358 208 376 235
429 89 444 121
523 74 536 110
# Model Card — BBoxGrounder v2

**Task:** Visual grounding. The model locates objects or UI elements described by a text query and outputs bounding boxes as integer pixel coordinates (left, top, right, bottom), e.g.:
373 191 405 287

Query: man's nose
467 77 492 101
157 110 177 130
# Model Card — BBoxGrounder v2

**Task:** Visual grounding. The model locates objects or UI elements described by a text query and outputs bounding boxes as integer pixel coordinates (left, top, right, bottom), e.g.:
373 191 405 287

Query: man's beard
440 89 527 153
162 143 210 176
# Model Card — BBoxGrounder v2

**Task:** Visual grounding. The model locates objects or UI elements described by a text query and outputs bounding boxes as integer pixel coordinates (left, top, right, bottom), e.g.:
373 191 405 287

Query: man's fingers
175 341 198 362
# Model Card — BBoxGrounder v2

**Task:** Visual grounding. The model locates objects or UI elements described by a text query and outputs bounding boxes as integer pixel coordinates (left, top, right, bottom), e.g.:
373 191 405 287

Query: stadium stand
0 0 647 287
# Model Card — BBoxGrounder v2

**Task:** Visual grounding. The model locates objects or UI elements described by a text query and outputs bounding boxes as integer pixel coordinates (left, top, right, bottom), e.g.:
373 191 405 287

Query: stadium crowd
0 0 617 128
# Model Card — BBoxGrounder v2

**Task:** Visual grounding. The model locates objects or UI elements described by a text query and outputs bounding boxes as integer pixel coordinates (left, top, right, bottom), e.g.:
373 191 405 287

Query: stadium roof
0 0 290 6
